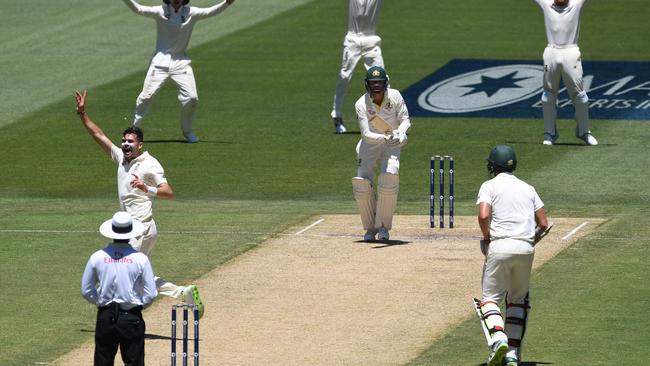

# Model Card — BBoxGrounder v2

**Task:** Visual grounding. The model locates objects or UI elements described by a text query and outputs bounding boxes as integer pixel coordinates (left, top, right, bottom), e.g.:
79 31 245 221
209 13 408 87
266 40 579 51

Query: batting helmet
163 0 190 5
365 66 388 93
487 144 517 173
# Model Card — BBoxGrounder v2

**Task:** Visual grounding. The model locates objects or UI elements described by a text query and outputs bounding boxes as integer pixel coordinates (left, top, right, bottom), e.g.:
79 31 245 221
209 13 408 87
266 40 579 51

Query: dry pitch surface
55 215 605 366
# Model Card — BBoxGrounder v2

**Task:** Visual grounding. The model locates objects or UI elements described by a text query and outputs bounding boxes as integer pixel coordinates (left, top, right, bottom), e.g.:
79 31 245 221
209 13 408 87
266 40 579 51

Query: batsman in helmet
351 66 411 241
121 0 236 143
475 145 549 366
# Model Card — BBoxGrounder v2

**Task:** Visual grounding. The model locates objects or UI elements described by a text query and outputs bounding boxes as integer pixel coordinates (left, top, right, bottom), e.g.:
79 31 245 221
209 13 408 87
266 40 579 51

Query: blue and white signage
402 59 650 120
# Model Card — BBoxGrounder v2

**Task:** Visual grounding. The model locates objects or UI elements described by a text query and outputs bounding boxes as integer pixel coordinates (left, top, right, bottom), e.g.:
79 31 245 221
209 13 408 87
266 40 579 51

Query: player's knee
181 97 198 109
386 155 400 175
575 90 589 104
541 90 556 103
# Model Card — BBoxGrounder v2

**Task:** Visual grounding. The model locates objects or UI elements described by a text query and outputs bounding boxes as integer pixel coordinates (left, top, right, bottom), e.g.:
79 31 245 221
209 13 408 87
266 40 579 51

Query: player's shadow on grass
334 131 361 135
81 329 176 341
505 139 615 147
478 362 552 366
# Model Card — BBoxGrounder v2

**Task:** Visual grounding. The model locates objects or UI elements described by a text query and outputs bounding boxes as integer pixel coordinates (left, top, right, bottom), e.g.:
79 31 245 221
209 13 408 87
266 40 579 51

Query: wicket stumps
430 155 454 228
171 304 200 366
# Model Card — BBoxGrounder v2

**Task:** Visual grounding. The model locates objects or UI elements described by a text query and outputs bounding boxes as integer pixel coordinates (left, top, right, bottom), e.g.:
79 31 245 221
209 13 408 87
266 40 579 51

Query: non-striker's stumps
171 304 200 366
429 155 454 228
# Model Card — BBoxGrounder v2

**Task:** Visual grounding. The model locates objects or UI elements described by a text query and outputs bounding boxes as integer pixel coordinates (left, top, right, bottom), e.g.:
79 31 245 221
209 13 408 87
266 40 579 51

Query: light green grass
0 0 648 364
0 0 316 128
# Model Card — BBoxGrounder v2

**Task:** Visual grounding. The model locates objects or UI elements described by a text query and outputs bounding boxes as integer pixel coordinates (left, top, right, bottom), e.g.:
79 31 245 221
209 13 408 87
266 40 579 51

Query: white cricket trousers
130 220 186 299
356 140 401 181
541 45 590 137
481 238 535 304
133 60 199 137
331 34 385 119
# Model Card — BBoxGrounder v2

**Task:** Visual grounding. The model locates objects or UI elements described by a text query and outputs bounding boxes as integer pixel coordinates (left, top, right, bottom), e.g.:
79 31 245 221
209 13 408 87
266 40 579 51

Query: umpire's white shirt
348 0 383 36
111 145 167 223
81 243 157 308
122 0 231 67
476 173 544 246
355 88 411 144
534 0 587 45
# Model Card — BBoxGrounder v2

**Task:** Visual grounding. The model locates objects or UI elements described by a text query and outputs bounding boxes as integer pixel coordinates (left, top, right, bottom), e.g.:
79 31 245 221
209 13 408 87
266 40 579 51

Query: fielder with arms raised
475 145 549 366
331 0 385 134
121 0 236 143
352 66 410 241
533 0 597 146
75 90 204 318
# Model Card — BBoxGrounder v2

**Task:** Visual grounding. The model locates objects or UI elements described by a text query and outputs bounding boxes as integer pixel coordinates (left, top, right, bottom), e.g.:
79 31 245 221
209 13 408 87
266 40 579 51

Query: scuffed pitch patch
54 215 606 366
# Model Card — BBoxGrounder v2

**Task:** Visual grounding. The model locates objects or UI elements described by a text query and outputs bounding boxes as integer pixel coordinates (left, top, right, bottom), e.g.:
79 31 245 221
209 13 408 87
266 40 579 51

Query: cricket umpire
352 66 410 241
82 211 157 366
475 145 549 366
121 0 236 143
534 0 598 146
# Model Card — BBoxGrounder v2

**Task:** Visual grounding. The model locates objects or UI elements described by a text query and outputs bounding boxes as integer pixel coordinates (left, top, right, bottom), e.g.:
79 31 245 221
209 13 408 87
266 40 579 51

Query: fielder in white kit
475 145 549 366
121 0 236 143
352 66 410 241
534 0 598 146
75 90 205 318
331 0 385 134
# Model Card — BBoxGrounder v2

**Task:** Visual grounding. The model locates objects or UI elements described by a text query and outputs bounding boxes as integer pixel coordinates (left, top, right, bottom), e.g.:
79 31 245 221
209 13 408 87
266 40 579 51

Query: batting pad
374 173 399 230
352 177 376 230
369 115 392 134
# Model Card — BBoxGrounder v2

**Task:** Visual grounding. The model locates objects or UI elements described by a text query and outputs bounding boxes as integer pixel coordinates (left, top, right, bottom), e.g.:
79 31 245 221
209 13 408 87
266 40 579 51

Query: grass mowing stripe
0 0 317 129
407 216 650 365
0 0 648 364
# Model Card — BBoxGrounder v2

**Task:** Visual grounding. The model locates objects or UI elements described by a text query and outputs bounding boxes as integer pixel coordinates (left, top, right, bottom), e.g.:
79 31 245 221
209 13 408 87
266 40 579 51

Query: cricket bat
369 115 392 134
534 221 554 244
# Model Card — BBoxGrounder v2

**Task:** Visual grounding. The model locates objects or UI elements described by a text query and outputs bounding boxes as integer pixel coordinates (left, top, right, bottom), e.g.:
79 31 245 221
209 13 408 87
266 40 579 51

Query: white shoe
542 133 558 146
184 133 199 143
363 230 376 241
487 339 508 366
377 227 389 241
578 132 598 146
333 117 346 134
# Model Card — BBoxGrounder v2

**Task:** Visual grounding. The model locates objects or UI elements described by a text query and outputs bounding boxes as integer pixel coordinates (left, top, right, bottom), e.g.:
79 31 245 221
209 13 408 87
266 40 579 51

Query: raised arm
121 0 160 17
74 90 114 157
191 0 235 19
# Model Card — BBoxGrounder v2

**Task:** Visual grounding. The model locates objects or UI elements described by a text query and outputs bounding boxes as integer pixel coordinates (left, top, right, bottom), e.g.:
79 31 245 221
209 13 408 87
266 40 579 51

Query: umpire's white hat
99 211 144 240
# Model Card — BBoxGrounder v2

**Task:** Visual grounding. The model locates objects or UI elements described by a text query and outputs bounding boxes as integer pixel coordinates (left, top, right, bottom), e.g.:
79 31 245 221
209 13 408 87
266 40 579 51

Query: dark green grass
0 0 648 364
407 216 650 366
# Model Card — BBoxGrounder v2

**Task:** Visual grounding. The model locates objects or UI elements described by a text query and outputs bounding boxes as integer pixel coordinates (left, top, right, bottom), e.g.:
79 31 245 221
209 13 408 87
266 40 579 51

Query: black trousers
94 304 146 366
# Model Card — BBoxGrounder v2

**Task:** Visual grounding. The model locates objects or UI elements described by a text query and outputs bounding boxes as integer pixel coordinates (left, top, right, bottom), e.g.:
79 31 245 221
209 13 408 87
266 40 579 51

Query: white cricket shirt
476 172 544 244
111 145 167 222
347 0 383 36
534 0 587 46
81 243 157 307
122 0 231 67
355 88 411 144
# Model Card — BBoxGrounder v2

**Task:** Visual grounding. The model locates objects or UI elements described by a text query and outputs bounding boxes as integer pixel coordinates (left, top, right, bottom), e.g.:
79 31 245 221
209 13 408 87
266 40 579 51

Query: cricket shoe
377 227 390 241
333 117 346 134
577 131 598 146
504 356 519 366
542 133 558 146
184 133 199 143
364 229 376 241
184 285 204 319
487 339 508 366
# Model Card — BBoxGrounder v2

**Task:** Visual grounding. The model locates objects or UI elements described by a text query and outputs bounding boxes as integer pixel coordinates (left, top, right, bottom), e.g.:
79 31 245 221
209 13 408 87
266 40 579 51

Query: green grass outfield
1 0 649 364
